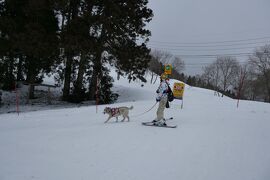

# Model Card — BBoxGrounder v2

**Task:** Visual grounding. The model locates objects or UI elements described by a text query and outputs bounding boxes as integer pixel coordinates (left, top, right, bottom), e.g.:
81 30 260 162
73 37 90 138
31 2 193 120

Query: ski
142 122 177 128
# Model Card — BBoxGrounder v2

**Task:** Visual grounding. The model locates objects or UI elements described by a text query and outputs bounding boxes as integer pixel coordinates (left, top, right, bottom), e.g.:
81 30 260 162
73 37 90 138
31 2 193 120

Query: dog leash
130 101 158 118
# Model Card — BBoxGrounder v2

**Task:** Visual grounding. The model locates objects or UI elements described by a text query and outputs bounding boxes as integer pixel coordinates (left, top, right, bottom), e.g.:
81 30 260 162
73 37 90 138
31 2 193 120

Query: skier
153 73 169 126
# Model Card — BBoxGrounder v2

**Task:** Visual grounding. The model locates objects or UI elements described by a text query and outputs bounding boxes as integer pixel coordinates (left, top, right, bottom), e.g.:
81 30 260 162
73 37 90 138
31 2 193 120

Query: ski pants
156 96 168 121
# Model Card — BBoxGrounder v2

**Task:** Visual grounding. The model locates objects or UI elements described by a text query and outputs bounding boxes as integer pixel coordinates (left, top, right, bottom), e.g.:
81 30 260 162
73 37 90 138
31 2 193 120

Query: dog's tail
129 106 133 110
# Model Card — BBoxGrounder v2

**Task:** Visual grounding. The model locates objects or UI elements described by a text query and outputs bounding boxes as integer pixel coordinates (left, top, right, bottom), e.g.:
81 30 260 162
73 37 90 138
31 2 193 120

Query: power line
148 45 265 51
148 37 268 71
150 36 270 45
184 62 248 67
184 61 248 65
170 53 253 60
171 52 252 57
148 40 270 48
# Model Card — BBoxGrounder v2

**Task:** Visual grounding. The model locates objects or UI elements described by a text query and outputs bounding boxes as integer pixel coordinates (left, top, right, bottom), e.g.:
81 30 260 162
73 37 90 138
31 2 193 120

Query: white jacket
156 80 169 100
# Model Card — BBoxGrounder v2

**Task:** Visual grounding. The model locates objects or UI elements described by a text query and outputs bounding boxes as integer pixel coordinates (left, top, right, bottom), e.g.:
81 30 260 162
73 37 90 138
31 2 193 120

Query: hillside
0 73 270 180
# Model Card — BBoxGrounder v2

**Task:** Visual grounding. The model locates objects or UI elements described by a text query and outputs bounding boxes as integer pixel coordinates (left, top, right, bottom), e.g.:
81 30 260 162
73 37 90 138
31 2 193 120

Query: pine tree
58 0 153 102
98 66 118 104
22 0 59 98
0 0 59 97
0 0 26 90
88 0 153 101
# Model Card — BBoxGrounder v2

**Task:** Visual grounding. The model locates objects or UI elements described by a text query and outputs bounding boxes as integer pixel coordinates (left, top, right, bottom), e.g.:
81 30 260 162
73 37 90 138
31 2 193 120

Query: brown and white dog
103 106 133 123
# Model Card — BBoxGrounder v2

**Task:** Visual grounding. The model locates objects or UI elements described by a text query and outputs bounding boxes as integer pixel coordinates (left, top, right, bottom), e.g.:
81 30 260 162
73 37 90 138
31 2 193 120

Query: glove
156 98 160 102
156 89 159 93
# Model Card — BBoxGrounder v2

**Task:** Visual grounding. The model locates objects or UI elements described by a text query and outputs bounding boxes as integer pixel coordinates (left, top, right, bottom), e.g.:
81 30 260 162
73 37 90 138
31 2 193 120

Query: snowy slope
0 73 270 180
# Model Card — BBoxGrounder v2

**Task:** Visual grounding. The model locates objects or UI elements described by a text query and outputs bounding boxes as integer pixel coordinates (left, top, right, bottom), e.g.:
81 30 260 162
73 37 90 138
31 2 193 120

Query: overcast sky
147 0 270 75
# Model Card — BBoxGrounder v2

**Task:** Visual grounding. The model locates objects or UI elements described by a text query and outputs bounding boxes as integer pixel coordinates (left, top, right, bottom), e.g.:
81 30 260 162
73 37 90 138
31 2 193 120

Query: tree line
1 0 269 104
188 45 270 102
148 45 270 103
0 0 153 103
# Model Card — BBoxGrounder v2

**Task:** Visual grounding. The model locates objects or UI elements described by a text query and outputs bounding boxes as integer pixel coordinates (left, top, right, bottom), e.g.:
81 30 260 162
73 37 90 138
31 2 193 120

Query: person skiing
153 73 170 126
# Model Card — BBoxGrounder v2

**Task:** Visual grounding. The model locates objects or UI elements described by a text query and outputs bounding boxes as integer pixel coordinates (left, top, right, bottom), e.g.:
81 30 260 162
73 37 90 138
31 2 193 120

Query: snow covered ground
0 72 270 180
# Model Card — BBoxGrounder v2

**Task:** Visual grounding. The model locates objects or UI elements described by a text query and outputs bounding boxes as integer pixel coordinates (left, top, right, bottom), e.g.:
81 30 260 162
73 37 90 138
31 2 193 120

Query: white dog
103 106 133 123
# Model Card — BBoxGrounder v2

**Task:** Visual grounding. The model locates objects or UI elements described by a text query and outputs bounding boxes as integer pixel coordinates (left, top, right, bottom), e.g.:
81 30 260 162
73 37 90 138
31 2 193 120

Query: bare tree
234 63 249 106
152 50 173 65
201 65 213 87
202 61 221 96
148 50 186 83
149 50 172 84
172 56 185 73
148 56 162 84
249 44 270 102
216 56 240 96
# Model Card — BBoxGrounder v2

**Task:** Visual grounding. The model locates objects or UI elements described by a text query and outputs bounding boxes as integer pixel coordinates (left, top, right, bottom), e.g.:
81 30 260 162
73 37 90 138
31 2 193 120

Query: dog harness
110 108 120 116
